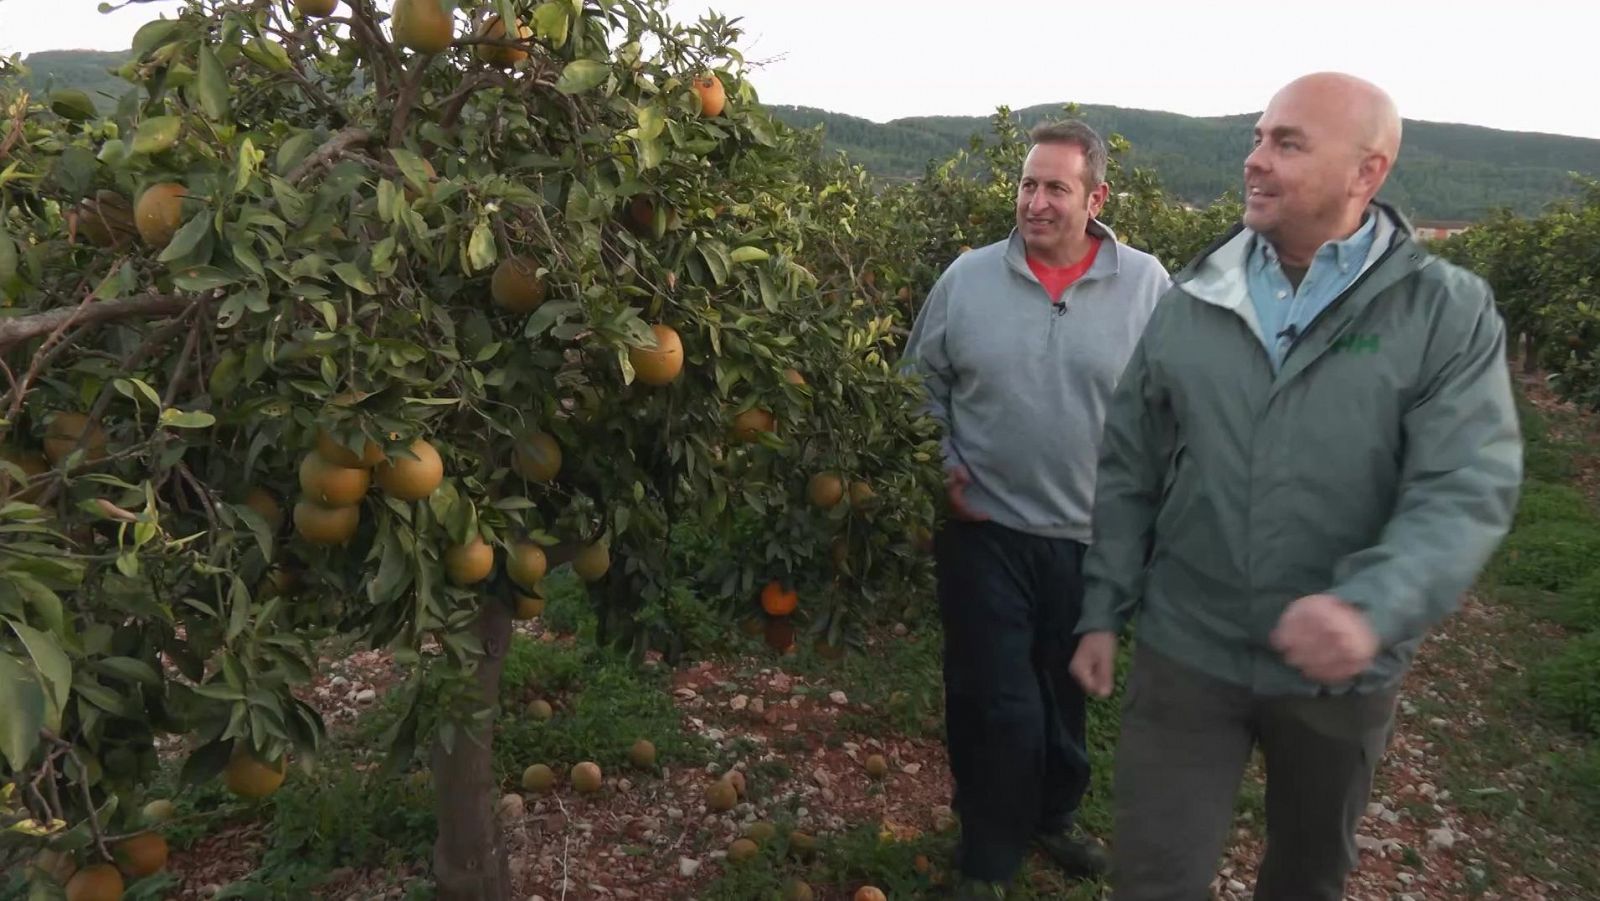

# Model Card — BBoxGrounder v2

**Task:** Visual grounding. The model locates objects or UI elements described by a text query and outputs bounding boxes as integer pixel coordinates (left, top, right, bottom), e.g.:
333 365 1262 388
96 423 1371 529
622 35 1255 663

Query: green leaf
332 262 376 295
730 246 769 264
388 148 434 196
698 242 730 286
635 136 663 171
132 18 185 56
55 146 97 199
95 657 161 687
157 211 212 263
532 1 570 47
10 623 71 731
555 59 610 95
0 233 18 286
243 37 293 73
270 176 308 224
160 409 217 429
49 89 98 121
0 653 45 770
636 103 665 141
113 377 163 409
179 739 233 788
198 45 231 120
467 222 496 273
131 116 183 155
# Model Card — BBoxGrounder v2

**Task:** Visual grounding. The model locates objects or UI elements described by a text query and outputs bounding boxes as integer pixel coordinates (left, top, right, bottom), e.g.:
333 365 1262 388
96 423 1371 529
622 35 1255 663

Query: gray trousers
1111 643 1399 901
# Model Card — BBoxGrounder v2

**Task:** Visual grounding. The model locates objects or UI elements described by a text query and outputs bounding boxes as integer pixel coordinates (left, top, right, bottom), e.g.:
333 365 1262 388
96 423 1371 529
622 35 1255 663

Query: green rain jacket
1077 203 1523 695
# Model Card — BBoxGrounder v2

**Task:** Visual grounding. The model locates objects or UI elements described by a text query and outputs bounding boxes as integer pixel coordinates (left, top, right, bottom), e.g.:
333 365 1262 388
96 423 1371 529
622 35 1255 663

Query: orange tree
1435 177 1600 407
0 0 941 896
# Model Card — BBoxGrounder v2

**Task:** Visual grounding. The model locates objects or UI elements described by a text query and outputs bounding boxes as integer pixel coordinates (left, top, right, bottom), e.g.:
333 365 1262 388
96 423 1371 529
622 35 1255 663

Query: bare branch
0 293 192 351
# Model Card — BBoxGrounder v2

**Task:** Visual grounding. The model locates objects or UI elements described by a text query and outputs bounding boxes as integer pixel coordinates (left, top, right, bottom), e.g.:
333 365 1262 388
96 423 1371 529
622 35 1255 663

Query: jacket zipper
1280 240 1413 364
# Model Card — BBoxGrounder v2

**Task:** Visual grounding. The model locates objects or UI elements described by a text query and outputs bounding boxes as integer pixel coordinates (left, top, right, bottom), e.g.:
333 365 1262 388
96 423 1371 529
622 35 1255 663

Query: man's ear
1088 182 1110 218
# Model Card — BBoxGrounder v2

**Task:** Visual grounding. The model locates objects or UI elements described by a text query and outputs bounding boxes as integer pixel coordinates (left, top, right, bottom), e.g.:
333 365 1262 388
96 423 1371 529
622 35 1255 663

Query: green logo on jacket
1330 333 1381 355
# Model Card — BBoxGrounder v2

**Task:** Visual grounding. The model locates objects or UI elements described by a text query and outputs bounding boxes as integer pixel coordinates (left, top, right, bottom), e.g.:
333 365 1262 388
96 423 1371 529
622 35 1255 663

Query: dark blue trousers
935 519 1091 882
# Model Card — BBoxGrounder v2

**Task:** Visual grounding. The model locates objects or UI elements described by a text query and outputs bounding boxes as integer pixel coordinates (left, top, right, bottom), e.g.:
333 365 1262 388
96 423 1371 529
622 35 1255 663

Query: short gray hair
1028 119 1108 191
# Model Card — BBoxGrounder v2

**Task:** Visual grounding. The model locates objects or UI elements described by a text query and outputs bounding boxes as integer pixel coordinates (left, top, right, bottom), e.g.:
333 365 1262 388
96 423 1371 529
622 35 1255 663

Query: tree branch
286 127 373 185
0 293 192 351
389 55 432 148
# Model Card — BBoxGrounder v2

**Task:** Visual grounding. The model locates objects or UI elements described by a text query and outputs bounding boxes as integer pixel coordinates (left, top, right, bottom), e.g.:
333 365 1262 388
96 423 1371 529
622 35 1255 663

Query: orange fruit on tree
490 255 546 313
114 830 169 876
298 451 371 506
224 745 287 799
64 863 123 901
628 324 684 386
760 580 797 617
43 412 107 464
513 594 546 619
692 72 726 117
572 542 610 582
134 182 186 249
444 537 494 585
807 472 844 508
0 448 48 502
730 407 776 443
506 541 547 590
511 431 561 482
854 888 887 901
295 0 337 15
475 14 530 66
315 428 385 469
391 0 454 53
849 480 876 509
376 439 444 500
243 486 284 530
783 368 806 386
293 500 360 545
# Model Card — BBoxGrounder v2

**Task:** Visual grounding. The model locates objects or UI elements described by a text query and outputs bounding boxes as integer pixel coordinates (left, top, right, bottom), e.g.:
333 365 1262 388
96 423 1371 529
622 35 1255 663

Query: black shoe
1034 829 1108 879
951 879 1009 900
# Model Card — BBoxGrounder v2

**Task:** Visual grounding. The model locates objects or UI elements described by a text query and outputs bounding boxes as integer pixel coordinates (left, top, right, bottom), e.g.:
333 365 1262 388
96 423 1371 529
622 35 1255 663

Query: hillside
13 49 1600 220
770 103 1600 221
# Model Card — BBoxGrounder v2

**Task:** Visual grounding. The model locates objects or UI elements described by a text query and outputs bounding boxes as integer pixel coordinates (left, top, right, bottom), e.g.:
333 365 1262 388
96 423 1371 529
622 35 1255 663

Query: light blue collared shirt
1246 213 1378 370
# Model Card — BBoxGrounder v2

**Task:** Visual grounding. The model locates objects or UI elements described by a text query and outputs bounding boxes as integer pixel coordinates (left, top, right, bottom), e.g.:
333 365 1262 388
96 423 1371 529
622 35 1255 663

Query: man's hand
1070 631 1118 698
946 465 989 522
1270 593 1380 684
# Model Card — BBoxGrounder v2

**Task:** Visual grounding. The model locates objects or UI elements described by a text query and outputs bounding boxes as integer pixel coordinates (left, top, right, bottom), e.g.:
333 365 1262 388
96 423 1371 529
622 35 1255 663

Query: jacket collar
1004 217 1122 286
1174 201 1417 344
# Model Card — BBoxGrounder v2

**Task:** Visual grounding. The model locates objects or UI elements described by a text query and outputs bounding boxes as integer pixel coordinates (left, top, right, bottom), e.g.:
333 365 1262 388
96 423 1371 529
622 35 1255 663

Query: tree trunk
1523 331 1539 374
431 599 514 901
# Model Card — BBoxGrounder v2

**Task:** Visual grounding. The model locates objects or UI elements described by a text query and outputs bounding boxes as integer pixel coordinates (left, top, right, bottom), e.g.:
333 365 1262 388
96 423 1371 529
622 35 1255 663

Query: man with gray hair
902 118 1171 898
1071 72 1521 899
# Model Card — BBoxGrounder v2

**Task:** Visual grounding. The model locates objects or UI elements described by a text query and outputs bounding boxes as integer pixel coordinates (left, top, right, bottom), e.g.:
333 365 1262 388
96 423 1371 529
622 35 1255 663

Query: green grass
1433 393 1600 893
493 631 707 780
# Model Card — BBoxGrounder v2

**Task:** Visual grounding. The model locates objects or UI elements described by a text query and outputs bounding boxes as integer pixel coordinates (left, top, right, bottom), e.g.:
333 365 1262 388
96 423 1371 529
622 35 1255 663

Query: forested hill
14 49 1600 220
768 103 1600 221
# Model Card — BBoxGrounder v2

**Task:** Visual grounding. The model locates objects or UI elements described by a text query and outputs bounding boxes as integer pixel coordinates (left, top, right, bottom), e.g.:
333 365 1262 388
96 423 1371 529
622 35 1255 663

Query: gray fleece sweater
902 220 1171 541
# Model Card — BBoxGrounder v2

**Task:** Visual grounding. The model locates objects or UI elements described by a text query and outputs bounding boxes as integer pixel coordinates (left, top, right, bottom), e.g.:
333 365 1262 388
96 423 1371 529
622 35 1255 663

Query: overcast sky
5 0 1598 139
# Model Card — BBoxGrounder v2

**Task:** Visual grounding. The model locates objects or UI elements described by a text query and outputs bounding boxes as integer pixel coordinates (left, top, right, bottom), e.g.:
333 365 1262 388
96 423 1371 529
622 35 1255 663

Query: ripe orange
224 746 287 800
43 412 107 464
760 580 797 617
730 407 776 443
807 472 844 508
0 448 48 502
511 431 561 482
444 537 494 585
475 15 530 66
506 541 547 590
315 428 385 469
243 486 284 530
65 863 123 901
628 324 684 386
513 594 546 619
134 182 187 249
572 542 610 582
854 888 887 901
114 830 169 876
571 761 602 793
376 439 444 500
293 500 360 545
298 451 371 506
490 255 546 312
692 73 726 117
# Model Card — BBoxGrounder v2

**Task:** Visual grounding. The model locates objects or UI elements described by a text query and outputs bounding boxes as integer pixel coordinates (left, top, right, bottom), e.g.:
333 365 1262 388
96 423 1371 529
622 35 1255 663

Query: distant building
1412 219 1474 241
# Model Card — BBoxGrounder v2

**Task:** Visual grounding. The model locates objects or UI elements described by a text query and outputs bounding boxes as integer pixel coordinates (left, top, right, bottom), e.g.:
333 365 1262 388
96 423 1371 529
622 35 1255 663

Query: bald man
1069 72 1522 900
